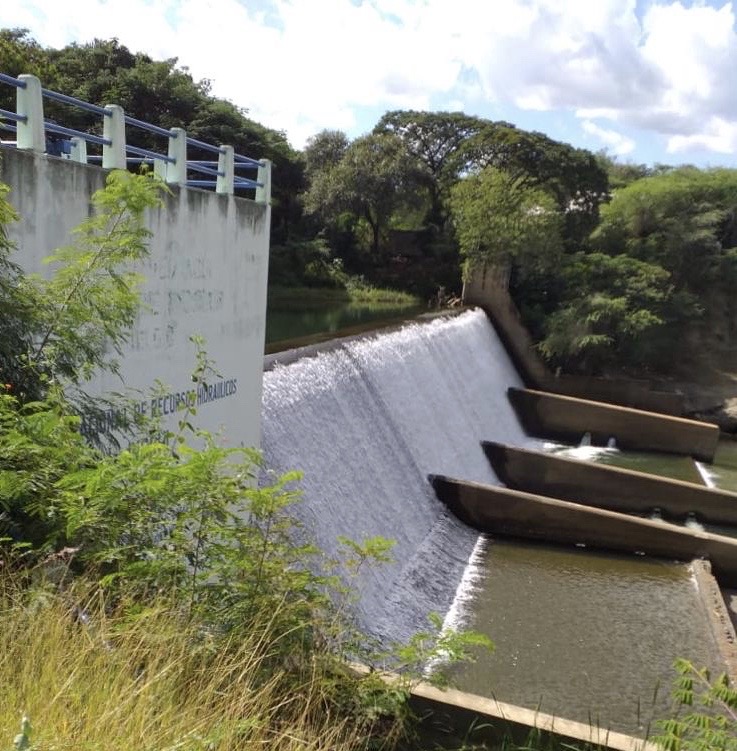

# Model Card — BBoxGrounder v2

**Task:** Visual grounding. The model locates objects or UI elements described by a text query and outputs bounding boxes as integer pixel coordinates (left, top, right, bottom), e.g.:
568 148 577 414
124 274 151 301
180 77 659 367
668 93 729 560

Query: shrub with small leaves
653 659 737 751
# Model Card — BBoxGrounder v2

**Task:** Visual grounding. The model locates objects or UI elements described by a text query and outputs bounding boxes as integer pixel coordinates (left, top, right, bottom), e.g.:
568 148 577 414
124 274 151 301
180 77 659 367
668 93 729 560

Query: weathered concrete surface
1 146 270 449
691 560 737 682
483 442 737 525
724 588 737 635
462 265 684 415
350 664 654 751
508 387 719 462
429 475 737 586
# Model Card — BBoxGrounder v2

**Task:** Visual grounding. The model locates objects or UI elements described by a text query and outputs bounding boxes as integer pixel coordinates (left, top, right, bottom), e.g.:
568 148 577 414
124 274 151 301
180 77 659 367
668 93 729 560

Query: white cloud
668 116 737 154
2 0 737 158
581 119 635 155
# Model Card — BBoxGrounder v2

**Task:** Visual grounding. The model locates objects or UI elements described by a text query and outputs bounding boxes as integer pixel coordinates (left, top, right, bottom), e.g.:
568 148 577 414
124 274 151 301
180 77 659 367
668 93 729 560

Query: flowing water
262 310 531 643
260 309 726 733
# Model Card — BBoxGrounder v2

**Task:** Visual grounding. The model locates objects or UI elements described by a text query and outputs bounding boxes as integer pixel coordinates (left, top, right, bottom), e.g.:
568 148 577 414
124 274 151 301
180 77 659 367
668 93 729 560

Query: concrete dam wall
1 146 270 448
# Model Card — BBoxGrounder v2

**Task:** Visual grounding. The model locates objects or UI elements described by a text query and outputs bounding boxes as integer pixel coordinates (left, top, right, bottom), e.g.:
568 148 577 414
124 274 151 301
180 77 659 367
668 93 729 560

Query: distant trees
0 30 303 242
450 168 563 274
536 167 737 373
303 132 419 254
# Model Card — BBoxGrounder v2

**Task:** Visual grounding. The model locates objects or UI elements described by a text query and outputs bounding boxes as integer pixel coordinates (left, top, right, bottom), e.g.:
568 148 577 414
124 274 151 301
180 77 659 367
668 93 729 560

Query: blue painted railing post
69 136 87 164
102 104 126 169
256 159 272 205
167 127 187 185
217 144 234 195
16 74 45 153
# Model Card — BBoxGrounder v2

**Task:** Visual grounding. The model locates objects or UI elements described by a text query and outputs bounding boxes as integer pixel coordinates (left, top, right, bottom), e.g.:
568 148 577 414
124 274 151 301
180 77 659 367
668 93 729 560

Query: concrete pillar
102 104 126 169
16 74 45 153
153 158 167 180
256 159 272 205
166 127 187 185
216 144 234 195
69 136 87 164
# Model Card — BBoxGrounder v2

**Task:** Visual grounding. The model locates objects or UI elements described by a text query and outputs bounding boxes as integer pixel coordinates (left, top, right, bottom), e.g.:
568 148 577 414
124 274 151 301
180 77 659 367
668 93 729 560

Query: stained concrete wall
483 442 737 525
430 475 737 585
508 387 719 462
1 146 270 448
463 265 685 415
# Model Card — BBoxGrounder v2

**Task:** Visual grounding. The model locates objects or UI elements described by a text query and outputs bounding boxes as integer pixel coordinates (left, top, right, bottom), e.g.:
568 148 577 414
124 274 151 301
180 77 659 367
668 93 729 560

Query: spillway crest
261 309 533 643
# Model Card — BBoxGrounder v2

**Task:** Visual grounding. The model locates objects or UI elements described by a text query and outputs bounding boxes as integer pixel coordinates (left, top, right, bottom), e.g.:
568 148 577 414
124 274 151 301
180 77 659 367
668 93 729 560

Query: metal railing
0 72 271 203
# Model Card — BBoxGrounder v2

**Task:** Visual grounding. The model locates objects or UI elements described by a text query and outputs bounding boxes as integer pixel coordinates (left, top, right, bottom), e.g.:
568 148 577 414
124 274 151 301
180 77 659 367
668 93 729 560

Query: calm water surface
265 298 423 346
448 540 723 735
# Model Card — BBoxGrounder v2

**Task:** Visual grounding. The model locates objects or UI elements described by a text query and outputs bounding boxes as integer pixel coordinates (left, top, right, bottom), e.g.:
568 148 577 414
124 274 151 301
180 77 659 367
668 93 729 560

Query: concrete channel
429 474 737 586
507 387 719 462
482 441 737 525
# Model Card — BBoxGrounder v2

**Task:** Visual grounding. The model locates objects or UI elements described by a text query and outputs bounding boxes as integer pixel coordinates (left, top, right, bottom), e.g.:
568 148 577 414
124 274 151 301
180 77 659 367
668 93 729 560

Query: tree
450 167 564 277
303 129 349 177
538 252 675 373
462 124 609 248
374 110 487 227
593 167 737 293
303 132 418 254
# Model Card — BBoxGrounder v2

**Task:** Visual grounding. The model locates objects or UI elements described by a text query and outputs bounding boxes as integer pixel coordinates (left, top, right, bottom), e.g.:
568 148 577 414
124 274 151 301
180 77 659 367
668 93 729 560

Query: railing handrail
0 73 26 89
0 71 271 202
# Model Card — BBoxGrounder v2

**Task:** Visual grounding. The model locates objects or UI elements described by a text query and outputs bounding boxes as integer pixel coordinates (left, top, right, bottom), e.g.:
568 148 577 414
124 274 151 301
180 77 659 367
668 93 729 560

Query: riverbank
268 284 421 306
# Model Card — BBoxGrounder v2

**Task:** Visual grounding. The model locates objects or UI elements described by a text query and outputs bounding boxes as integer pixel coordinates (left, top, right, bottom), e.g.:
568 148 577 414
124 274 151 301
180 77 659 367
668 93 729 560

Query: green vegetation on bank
268 284 420 306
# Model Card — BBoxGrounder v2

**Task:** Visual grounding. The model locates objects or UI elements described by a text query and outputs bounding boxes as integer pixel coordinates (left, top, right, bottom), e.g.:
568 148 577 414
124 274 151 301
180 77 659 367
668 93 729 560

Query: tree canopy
450 167 563 276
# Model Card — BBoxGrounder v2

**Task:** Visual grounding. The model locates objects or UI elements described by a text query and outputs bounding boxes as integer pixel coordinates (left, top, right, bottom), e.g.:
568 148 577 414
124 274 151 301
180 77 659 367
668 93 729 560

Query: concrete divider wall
508 387 719 462
462 265 685 415
483 442 737 524
429 475 737 586
1 147 270 448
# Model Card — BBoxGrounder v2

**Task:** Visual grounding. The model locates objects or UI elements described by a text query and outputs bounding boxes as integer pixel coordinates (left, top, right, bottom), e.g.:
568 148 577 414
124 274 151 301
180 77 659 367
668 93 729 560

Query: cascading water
260 309 534 643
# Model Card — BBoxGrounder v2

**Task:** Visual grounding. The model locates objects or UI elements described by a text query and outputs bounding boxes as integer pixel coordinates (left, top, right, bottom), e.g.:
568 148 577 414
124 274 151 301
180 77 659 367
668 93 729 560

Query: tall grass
0 578 388 751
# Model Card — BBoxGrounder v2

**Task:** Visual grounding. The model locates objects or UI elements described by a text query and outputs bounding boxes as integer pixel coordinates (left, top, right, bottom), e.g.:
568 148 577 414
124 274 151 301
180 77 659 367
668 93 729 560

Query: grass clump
0 578 384 751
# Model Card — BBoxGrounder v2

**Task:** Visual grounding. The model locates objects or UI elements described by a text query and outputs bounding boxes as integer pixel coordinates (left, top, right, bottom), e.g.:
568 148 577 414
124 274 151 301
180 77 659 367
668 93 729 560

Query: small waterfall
607 436 617 449
579 432 592 447
261 310 534 643
695 461 717 488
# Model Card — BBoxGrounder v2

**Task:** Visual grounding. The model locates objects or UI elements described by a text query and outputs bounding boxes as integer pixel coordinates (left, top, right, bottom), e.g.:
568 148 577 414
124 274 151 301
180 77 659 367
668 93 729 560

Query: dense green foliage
653 659 737 751
450 168 563 274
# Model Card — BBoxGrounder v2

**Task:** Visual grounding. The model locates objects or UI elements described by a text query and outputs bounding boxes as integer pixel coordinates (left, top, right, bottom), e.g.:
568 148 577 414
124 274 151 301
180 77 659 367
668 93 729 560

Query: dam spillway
260 308 729 733
261 309 533 643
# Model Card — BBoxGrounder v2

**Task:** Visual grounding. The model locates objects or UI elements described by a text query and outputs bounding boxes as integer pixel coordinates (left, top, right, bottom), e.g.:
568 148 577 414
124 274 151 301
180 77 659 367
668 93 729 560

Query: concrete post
102 104 126 169
153 158 167 180
166 127 187 185
216 144 234 195
255 158 272 205
16 74 45 153
69 136 87 164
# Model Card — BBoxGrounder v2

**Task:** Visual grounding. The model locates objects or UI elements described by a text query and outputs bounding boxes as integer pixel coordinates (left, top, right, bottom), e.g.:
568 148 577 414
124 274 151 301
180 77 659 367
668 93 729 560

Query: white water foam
261 309 536 644
695 461 718 488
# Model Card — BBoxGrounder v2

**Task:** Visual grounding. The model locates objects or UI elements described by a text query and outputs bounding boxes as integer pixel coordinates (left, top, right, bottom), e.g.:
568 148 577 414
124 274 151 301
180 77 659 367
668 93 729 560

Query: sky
2 0 737 167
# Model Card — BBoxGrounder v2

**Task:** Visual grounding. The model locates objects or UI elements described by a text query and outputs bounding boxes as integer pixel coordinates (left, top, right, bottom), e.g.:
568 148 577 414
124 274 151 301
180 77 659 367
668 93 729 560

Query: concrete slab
483 442 737 525
508 387 719 462
429 474 737 586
